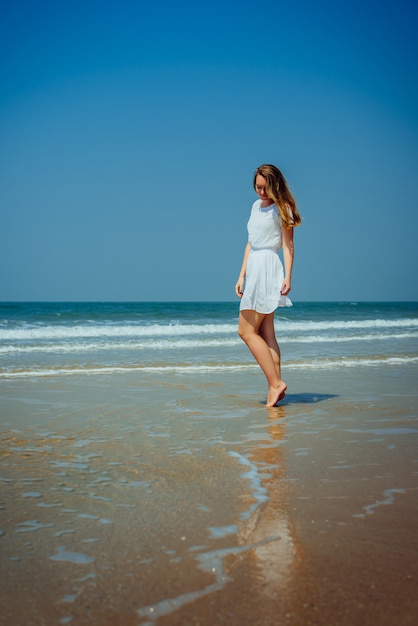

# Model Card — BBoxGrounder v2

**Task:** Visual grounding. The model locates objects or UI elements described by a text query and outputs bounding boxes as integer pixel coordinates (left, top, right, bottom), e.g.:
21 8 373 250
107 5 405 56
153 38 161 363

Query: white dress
240 199 292 313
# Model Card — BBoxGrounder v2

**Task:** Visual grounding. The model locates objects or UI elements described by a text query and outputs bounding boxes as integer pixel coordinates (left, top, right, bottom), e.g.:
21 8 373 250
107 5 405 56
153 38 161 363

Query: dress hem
240 298 293 315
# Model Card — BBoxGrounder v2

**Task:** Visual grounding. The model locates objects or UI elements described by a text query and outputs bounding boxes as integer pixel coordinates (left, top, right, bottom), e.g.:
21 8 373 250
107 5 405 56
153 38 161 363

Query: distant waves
1 302 417 378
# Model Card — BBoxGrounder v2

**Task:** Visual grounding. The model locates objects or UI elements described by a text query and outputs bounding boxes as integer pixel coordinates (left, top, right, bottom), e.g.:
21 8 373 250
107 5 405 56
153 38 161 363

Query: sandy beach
1 359 417 626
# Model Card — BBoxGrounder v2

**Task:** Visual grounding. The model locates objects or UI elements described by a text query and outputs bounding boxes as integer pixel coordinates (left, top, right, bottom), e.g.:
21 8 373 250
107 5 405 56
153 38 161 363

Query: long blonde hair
253 164 301 228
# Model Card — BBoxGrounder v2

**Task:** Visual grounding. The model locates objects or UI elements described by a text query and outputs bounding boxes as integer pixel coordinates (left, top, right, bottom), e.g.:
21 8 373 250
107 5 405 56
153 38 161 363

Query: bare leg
259 314 286 400
238 310 287 407
259 313 282 379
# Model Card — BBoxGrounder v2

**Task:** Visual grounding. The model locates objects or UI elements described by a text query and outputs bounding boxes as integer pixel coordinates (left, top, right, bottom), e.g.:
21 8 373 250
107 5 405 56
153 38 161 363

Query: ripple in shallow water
49 545 95 564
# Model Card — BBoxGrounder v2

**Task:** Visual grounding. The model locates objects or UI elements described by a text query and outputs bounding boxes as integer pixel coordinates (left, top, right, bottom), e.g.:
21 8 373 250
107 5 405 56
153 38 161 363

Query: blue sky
1 0 417 302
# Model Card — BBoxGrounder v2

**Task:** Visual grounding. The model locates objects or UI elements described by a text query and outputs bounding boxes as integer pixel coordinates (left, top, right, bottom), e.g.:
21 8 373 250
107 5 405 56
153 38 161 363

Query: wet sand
1 363 418 625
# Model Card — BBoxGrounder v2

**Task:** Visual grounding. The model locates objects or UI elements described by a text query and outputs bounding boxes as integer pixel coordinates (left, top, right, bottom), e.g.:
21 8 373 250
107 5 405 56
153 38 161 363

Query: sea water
1 301 417 378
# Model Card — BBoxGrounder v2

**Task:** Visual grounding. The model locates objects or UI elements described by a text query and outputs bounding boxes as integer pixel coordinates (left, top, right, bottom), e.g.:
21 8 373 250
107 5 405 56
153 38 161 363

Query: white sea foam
0 323 234 341
1 355 417 378
1 318 417 342
0 331 416 355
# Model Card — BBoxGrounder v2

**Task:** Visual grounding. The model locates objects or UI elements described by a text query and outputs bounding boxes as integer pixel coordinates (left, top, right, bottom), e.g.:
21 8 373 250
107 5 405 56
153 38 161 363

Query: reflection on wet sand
236 406 302 598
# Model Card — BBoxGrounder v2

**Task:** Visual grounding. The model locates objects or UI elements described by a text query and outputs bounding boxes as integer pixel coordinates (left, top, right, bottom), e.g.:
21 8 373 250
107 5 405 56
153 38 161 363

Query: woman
235 164 301 407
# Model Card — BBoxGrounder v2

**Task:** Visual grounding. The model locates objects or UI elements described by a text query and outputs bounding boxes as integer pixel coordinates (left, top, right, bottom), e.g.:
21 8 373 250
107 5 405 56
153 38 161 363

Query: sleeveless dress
240 199 292 314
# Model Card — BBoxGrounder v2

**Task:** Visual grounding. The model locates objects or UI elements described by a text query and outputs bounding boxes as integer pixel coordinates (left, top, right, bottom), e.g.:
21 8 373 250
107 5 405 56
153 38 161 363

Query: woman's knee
238 325 247 341
238 322 254 343
238 311 262 343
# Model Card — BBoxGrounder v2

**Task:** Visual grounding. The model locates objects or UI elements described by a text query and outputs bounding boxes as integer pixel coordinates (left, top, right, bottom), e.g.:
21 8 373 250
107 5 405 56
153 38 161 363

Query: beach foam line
0 338 240 354
0 364 257 378
0 323 235 341
1 332 417 355
285 355 418 369
1 355 417 378
1 318 417 341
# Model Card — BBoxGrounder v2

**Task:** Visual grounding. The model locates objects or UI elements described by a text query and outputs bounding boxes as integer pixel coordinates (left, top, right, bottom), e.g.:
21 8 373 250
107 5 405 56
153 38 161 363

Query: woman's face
254 174 271 206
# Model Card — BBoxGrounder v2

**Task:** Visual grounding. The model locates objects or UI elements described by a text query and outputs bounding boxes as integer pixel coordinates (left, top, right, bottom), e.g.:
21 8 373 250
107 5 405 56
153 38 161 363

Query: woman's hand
280 277 291 296
236 243 250 298
281 226 294 297
235 276 245 298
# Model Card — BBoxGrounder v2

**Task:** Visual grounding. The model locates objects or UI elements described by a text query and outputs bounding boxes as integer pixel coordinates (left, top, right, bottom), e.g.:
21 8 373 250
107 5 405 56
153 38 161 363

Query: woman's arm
235 242 251 298
281 226 294 296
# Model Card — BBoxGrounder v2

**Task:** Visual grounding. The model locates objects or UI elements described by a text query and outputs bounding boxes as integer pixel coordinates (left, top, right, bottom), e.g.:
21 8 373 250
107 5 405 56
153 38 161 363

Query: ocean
1 301 418 625
1 301 417 379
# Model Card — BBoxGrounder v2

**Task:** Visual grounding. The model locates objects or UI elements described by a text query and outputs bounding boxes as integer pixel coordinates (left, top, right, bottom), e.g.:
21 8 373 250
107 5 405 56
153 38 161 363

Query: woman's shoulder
251 199 261 211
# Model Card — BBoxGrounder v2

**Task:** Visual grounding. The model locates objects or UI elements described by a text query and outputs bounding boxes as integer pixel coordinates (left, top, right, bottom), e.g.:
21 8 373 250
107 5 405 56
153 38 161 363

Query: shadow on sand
261 392 338 407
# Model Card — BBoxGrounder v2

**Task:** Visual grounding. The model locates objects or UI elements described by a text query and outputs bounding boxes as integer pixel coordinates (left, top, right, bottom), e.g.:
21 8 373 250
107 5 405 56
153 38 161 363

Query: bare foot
267 381 287 407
